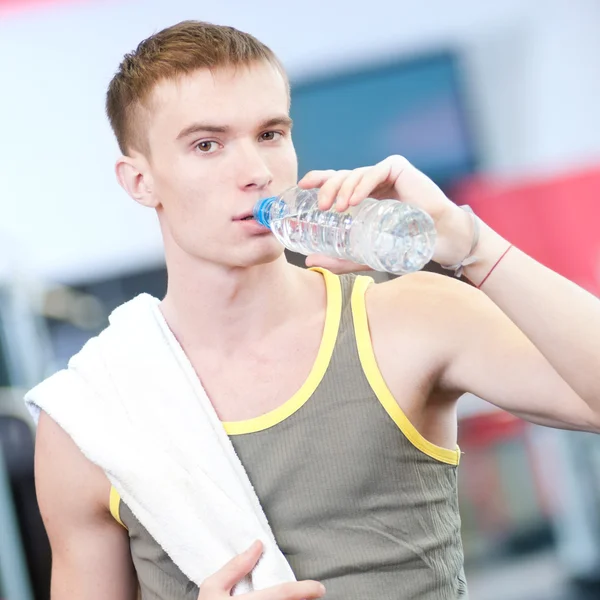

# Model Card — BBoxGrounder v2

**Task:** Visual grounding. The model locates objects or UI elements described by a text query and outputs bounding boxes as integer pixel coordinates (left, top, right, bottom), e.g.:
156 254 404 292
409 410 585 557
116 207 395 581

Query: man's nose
237 142 273 191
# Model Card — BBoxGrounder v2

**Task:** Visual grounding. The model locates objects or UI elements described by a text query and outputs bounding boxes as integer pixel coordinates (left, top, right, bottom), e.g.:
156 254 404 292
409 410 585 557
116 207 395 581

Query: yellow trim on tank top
223 267 342 435
109 486 127 530
351 275 461 466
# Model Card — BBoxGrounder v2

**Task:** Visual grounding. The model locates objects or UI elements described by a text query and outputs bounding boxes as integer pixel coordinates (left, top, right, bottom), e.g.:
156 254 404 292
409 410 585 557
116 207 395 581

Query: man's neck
159 255 321 355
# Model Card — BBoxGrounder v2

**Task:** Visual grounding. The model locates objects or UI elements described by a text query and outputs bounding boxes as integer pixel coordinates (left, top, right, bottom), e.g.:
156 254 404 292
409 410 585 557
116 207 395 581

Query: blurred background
1 0 600 598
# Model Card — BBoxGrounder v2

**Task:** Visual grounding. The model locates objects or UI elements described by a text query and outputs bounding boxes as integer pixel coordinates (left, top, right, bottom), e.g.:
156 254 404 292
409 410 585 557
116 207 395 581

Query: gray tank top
111 269 467 599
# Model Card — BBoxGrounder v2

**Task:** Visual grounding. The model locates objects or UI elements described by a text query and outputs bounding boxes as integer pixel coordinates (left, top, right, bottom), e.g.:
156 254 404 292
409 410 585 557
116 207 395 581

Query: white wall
1 0 599 283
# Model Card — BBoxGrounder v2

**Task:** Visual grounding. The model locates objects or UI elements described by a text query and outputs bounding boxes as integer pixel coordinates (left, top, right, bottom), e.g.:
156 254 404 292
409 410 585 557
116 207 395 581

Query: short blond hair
106 20 288 155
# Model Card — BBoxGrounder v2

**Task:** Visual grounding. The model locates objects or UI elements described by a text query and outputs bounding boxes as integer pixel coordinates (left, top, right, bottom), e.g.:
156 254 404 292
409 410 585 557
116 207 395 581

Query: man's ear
115 154 158 208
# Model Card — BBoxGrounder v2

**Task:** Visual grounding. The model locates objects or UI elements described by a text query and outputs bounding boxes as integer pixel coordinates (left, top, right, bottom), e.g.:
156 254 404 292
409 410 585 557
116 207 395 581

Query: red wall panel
0 0 94 15
455 166 600 295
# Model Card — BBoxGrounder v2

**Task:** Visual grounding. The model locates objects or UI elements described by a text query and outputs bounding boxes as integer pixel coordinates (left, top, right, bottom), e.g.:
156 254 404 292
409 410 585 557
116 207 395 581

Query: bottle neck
253 196 278 228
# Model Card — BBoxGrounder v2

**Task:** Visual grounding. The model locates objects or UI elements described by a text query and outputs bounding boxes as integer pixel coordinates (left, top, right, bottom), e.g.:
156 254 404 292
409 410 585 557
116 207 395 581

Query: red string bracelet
476 245 513 289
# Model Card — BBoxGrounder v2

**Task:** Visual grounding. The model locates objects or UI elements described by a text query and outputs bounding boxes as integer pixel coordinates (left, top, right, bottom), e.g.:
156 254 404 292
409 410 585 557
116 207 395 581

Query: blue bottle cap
253 196 277 228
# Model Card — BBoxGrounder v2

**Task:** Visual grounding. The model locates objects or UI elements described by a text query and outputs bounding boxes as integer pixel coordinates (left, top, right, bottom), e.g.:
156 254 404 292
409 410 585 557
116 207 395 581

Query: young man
33 20 600 600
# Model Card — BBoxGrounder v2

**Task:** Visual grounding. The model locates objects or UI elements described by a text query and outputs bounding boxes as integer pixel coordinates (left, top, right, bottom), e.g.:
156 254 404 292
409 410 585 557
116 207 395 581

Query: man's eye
260 131 282 142
195 141 219 153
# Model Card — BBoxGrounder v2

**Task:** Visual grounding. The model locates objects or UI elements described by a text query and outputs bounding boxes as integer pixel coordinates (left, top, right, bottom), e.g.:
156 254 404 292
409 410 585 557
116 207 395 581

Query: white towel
25 293 296 593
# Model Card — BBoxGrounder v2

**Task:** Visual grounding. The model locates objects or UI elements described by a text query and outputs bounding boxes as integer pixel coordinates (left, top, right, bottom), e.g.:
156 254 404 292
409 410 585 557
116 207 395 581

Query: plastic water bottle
253 186 436 275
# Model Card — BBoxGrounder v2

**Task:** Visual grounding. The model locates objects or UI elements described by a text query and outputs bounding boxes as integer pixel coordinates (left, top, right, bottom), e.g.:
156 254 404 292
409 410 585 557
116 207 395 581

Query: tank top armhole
351 275 461 466
109 486 128 530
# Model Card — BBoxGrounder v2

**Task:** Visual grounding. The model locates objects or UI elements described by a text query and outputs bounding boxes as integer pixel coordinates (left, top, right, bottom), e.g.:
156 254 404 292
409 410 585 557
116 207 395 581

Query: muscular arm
301 155 600 428
463 221 600 419
35 411 137 600
370 272 600 433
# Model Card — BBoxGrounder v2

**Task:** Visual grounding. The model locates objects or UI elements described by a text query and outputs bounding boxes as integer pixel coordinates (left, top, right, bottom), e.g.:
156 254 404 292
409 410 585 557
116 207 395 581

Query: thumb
208 541 263 592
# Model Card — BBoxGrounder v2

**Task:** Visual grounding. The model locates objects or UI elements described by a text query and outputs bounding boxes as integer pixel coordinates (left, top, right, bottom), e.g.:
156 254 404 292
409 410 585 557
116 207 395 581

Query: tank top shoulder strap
109 486 127 529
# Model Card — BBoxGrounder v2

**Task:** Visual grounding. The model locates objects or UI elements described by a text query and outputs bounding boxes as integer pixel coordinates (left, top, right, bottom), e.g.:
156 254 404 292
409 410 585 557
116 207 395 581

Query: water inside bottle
270 208 358 260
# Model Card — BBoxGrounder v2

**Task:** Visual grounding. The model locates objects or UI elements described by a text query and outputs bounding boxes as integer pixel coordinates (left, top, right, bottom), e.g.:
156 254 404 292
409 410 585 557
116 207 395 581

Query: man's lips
233 211 254 221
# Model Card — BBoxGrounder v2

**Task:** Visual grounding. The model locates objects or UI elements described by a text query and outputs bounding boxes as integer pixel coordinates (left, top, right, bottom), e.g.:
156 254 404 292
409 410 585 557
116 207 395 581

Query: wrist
434 204 476 269
439 206 479 277
462 221 511 285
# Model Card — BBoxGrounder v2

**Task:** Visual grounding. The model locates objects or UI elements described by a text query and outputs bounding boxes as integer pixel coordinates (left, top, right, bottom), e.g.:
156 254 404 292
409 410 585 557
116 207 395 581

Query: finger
297 169 337 189
249 580 326 600
335 167 370 212
316 170 351 211
305 254 371 274
204 540 263 592
347 161 393 206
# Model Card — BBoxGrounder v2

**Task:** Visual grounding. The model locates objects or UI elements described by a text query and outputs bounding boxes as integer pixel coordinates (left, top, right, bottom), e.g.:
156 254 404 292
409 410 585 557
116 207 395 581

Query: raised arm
301 155 600 425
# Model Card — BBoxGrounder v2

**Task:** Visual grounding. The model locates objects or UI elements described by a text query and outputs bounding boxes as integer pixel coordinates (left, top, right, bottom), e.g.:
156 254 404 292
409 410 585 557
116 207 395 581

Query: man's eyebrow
176 123 229 140
176 115 293 141
259 115 293 130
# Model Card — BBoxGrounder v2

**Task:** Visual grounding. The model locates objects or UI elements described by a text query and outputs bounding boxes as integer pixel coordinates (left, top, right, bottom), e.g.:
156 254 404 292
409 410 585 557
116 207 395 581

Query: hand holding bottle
297 155 475 274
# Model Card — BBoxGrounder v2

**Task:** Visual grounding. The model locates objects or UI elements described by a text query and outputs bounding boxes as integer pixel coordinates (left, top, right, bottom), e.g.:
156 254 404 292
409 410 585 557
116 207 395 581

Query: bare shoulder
363 271 502 378
366 270 487 330
364 270 523 384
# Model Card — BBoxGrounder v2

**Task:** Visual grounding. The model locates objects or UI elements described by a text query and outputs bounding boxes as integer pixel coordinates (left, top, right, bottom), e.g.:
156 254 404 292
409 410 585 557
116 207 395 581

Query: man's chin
235 245 286 269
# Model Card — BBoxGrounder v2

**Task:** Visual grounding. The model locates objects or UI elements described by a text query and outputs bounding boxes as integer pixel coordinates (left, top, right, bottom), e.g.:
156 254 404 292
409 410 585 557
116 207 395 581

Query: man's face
144 61 297 268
